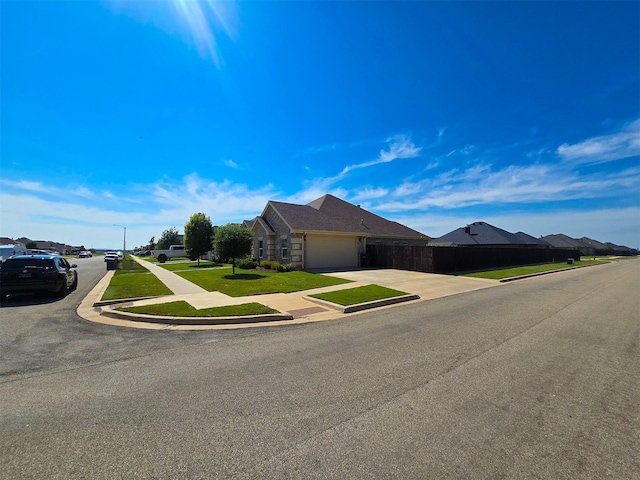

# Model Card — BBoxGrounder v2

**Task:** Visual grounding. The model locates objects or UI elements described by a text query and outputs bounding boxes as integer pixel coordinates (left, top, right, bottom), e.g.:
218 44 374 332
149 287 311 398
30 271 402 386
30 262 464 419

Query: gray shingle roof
267 194 429 239
514 232 550 246
540 234 581 249
430 222 527 246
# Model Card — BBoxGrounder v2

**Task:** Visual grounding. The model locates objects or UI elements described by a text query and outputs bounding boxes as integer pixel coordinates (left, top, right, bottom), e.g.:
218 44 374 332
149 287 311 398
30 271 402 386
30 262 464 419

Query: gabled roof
514 232 550 246
430 222 527 246
0 237 19 246
258 194 428 239
540 234 581 249
578 237 609 250
241 219 255 230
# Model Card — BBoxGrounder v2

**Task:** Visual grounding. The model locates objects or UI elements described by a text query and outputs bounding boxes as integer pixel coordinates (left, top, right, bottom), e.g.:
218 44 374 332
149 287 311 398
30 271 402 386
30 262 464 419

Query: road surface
1 258 638 478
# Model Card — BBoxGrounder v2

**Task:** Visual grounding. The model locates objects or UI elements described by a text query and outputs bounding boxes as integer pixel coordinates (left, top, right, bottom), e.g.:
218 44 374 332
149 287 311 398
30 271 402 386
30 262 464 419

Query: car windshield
2 259 55 270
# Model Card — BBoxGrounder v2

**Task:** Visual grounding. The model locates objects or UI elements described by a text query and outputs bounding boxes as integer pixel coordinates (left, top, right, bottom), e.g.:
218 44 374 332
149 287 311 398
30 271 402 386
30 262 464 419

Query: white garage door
306 235 358 269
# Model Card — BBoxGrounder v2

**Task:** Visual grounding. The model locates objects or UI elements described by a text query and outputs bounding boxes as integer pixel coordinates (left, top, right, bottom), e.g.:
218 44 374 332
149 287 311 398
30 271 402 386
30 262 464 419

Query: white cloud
224 159 238 168
351 187 389 202
557 118 640 164
339 134 421 176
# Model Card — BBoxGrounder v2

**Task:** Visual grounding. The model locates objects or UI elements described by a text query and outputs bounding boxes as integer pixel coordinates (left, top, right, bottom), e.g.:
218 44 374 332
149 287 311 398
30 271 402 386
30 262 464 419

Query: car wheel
70 274 78 291
158 254 167 263
55 282 67 298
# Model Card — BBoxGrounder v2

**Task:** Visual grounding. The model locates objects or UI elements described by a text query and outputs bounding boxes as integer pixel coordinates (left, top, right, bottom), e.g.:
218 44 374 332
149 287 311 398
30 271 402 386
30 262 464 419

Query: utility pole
113 224 126 254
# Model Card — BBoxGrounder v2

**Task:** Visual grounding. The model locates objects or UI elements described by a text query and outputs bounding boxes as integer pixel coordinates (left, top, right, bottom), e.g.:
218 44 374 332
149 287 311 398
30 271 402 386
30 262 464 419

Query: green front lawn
462 259 603 280
310 284 409 306
159 261 225 271
116 301 277 317
101 257 171 301
176 267 352 297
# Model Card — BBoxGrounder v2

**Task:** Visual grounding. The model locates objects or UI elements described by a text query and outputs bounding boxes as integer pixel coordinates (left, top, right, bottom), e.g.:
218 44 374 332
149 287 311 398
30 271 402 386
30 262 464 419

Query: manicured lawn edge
101 302 293 325
306 285 420 313
462 259 607 280
496 261 609 282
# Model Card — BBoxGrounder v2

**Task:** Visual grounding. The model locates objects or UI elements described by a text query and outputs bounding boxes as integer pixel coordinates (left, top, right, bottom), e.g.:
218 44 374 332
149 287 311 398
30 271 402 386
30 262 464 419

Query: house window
281 239 288 259
258 240 264 259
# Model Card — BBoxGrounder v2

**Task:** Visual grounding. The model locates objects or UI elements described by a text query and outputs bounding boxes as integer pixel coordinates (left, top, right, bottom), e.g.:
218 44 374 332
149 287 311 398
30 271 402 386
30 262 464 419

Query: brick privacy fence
365 245 578 274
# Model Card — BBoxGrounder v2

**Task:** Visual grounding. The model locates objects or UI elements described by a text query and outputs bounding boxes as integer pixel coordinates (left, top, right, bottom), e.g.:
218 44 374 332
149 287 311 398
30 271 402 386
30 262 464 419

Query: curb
498 261 609 282
99 306 294 325
304 294 421 313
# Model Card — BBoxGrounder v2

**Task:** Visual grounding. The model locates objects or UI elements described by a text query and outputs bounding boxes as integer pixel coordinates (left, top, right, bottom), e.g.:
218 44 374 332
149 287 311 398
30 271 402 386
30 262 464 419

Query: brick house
246 194 429 270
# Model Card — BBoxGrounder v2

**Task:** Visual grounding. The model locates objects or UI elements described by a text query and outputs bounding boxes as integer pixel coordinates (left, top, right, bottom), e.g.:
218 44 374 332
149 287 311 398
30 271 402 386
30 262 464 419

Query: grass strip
176 267 351 297
101 271 172 301
159 261 225 271
310 284 409 306
116 301 277 317
462 259 603 280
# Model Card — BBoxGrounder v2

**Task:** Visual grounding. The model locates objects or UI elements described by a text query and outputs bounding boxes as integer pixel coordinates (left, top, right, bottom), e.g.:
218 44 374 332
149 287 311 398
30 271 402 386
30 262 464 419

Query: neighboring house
429 222 533 247
0 237 22 246
540 234 583 251
604 242 638 256
514 232 551 247
246 194 430 269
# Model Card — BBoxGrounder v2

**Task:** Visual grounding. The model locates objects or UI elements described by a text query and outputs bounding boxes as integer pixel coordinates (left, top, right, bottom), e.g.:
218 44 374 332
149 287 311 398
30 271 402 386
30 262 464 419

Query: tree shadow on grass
223 273 266 281
189 263 225 269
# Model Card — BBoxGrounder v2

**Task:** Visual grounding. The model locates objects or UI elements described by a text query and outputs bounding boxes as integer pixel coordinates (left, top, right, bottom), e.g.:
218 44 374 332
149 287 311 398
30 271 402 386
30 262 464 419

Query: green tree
26 241 38 249
213 224 252 274
184 213 214 266
156 227 181 250
148 236 155 251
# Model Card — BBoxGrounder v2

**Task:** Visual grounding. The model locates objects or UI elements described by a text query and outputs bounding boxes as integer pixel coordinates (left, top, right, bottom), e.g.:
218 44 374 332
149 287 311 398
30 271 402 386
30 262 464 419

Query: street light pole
113 224 126 254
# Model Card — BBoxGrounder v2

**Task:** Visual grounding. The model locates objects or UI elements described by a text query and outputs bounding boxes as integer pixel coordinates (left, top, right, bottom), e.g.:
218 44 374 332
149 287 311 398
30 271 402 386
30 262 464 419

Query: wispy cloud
106 0 238 65
557 118 640 164
374 162 640 211
224 159 238 168
339 134 422 176
351 187 389 202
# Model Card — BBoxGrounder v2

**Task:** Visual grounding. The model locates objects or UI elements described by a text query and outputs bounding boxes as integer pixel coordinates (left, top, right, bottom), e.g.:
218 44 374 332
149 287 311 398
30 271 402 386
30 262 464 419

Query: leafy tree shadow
222 273 266 281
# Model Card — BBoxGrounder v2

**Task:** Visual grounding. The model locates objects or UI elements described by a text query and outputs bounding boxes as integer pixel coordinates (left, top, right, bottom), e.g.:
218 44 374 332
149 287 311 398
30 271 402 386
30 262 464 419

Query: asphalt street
1 257 638 479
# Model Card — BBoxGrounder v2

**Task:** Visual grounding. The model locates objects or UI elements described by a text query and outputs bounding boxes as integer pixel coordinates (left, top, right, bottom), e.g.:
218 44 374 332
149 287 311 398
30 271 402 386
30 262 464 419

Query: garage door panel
306 235 357 269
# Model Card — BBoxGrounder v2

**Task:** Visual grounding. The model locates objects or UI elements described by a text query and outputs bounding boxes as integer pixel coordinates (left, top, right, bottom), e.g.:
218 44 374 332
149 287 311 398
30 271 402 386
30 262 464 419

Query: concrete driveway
321 268 498 301
82 267 499 329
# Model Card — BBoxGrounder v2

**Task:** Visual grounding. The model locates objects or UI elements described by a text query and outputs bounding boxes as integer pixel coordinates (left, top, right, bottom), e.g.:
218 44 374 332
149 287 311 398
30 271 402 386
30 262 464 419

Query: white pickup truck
151 245 187 263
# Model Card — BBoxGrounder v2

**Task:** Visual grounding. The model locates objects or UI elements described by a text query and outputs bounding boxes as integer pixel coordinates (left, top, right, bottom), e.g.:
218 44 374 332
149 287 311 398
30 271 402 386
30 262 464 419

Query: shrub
260 260 272 270
270 261 281 271
277 263 295 272
236 257 258 269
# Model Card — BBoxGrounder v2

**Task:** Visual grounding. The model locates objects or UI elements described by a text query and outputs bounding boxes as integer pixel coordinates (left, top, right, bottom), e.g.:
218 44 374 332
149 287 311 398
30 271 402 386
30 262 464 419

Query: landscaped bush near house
270 261 281 272
236 257 259 269
257 260 295 272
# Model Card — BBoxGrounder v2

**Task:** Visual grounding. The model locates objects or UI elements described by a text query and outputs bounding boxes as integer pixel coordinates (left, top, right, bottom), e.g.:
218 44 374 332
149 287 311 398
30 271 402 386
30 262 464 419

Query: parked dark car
0 255 78 298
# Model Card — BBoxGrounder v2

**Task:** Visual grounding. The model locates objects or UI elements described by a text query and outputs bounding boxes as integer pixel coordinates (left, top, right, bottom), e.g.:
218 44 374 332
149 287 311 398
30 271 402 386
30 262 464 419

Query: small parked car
78 250 92 258
0 255 78 298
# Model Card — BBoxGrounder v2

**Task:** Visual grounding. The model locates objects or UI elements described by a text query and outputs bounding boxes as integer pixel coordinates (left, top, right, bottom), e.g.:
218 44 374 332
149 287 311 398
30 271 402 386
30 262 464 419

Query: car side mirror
71 264 78 268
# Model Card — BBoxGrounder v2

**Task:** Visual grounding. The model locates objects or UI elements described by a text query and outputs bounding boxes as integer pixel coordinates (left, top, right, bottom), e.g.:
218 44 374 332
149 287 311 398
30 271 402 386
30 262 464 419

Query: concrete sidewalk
77 259 499 330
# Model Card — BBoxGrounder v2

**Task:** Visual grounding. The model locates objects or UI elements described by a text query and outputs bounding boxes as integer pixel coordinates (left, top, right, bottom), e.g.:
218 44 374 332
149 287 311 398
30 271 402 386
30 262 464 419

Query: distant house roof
430 222 528 246
256 194 429 239
514 232 550 246
241 219 255 230
0 237 19 246
579 237 609 250
540 234 581 249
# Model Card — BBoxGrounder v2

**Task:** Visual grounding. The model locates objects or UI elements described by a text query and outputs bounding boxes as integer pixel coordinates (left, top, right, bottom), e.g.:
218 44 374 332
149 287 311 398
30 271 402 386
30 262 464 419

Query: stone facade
250 206 306 268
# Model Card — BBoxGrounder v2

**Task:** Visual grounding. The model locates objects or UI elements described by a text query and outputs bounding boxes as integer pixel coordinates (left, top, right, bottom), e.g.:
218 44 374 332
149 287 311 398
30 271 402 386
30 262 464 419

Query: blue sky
1 0 639 250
